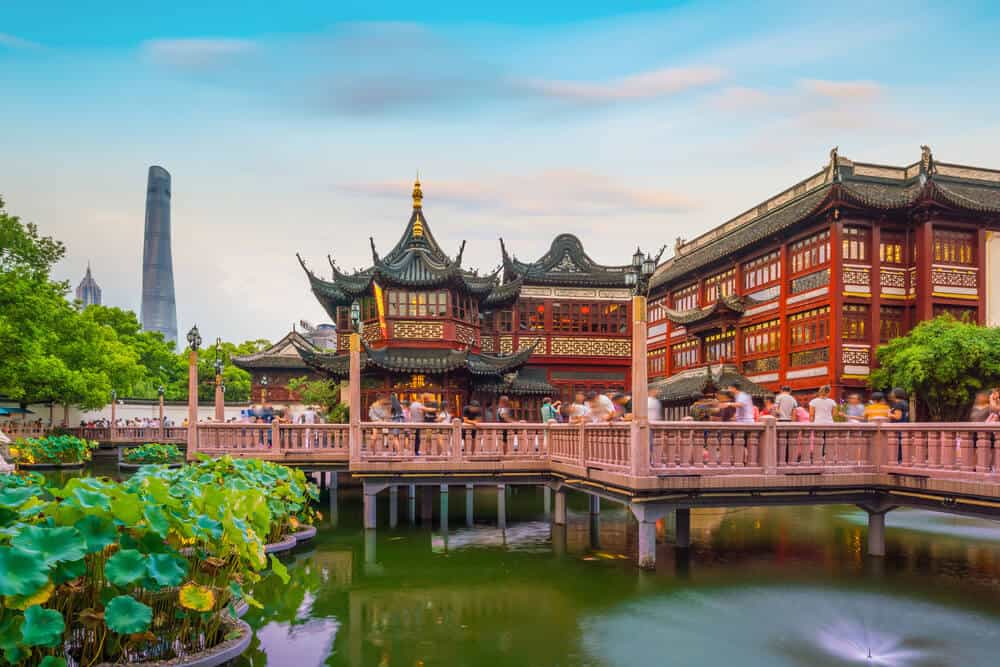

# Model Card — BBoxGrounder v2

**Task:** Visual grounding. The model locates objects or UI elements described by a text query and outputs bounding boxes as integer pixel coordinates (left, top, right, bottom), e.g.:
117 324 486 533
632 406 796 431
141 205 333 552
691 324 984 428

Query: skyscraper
75 263 102 306
140 165 178 343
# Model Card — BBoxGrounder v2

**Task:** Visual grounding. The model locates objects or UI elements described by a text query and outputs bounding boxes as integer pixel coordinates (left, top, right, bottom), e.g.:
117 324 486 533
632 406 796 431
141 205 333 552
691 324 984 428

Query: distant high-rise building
140 165 178 343
75 263 102 306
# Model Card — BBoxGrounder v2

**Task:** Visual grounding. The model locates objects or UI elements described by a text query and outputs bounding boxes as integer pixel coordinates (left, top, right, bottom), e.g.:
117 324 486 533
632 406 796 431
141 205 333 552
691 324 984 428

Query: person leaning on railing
969 389 999 472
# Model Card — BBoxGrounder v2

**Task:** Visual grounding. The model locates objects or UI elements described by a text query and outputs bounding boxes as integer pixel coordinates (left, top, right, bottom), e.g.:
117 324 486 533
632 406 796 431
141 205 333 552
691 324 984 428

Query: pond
63 462 1000 666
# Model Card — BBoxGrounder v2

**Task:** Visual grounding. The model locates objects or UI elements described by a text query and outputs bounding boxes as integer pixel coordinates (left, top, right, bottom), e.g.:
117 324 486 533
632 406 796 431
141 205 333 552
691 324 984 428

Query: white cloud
517 66 726 103
142 38 256 69
799 79 883 100
0 33 40 49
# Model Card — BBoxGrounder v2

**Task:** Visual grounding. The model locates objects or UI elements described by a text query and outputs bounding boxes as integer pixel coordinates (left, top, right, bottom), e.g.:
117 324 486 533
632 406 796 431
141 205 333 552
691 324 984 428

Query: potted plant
10 435 97 469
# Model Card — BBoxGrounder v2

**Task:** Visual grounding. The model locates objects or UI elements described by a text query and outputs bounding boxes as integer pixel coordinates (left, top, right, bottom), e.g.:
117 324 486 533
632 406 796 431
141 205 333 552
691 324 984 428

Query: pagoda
295 179 532 413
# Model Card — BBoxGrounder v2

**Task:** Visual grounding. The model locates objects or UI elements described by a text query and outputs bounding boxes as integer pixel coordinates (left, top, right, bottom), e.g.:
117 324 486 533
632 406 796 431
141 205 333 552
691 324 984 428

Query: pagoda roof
664 295 746 326
300 179 520 311
292 338 537 380
651 146 1000 292
500 234 633 288
231 331 315 371
652 364 769 405
473 367 557 396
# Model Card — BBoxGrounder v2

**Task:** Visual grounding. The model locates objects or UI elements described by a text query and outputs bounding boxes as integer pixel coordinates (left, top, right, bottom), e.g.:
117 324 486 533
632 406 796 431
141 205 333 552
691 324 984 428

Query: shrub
11 435 97 465
123 443 183 465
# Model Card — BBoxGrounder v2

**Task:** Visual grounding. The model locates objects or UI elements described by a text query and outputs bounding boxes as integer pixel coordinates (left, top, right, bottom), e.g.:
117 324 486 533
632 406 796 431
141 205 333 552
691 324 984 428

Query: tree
871 315 1000 421
286 376 345 422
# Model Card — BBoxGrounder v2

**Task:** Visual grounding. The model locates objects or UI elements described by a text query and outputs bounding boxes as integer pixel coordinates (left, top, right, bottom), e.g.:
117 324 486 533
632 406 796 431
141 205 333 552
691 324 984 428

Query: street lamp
625 247 661 297
110 389 118 429
350 300 362 333
186 325 202 352
260 375 269 405
214 337 224 422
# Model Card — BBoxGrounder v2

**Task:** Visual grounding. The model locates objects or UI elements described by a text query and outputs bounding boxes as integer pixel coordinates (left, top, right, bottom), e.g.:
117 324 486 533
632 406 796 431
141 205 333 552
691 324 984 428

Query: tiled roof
653 364 769 404
231 331 315 371
501 234 634 288
664 295 746 326
473 367 556 396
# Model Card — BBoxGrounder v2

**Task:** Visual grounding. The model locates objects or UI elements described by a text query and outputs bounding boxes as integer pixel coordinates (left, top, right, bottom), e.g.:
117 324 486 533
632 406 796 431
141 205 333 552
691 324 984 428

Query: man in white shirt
569 392 590 424
809 385 837 424
409 396 426 455
727 381 755 423
586 391 615 423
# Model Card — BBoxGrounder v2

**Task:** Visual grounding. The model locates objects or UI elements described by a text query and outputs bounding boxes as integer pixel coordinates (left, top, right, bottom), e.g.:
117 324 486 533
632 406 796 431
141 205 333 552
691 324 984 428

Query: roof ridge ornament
920 144 935 175
412 175 423 210
369 237 380 264
828 146 841 183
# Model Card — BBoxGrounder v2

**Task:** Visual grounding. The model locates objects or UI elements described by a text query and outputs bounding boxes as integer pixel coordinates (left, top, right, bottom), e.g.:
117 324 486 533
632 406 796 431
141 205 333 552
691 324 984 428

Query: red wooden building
292 179 636 419
647 146 1000 415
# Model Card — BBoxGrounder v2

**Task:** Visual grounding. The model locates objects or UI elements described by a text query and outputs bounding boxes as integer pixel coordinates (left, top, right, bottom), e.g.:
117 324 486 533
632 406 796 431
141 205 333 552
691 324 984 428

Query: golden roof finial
412 173 423 210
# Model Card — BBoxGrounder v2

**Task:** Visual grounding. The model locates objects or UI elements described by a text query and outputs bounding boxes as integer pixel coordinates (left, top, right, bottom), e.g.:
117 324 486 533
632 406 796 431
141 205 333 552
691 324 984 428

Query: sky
2 1 1000 344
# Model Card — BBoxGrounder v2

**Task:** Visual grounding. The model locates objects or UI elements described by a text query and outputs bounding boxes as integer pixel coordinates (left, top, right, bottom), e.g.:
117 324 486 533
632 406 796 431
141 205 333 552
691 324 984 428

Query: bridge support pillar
389 486 399 528
408 484 416 524
552 523 566 558
363 483 378 530
421 486 433 523
498 484 507 529
589 494 600 515
867 510 887 557
440 484 449 532
543 486 551 515
675 508 691 549
554 488 567 525
637 520 657 570
329 470 338 492
589 511 601 551
466 484 474 527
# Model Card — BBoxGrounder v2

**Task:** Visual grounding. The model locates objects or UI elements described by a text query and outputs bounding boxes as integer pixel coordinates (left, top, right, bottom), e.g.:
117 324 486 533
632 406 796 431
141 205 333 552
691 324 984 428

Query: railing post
577 422 587 471
451 419 462 464
543 422 550 462
348 332 362 464
629 293 650 478
761 416 777 474
271 420 281 453
869 417 887 471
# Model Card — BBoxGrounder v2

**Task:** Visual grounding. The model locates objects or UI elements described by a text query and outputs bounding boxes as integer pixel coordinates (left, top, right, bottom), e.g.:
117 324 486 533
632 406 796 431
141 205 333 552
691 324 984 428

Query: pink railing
651 422 766 471
583 424 631 471
880 424 1000 474
197 423 349 458
548 424 582 465
775 423 877 470
1 424 48 440
361 423 455 459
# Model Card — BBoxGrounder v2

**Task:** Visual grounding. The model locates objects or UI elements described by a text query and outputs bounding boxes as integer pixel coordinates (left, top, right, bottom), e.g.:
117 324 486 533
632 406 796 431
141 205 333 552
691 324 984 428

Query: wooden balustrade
880 424 999 475
775 423 877 470
583 424 631 471
650 422 766 471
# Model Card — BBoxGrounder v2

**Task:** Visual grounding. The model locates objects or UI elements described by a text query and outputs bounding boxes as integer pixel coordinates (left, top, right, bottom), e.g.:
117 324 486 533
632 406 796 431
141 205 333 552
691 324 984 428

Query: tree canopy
871 315 1000 421
0 196 265 408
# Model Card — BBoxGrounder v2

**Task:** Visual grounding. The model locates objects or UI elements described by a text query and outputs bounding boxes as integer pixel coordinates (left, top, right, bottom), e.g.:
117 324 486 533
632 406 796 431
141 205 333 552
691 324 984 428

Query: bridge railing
650 422 767 471
196 423 350 458
775 423 878 471
1 424 48 440
880 423 999 475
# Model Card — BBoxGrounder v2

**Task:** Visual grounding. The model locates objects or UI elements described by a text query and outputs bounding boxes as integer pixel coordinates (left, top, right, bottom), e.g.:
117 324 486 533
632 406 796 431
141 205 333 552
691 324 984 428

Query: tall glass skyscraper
75 264 102 306
140 165 178 343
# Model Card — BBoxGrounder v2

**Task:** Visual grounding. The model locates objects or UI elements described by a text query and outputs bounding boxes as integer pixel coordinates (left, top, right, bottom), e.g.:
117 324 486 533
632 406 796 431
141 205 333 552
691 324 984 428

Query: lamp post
624 247 662 479
186 325 201 461
260 375 269 406
157 385 165 439
214 337 225 422
349 299 362 462
110 389 117 429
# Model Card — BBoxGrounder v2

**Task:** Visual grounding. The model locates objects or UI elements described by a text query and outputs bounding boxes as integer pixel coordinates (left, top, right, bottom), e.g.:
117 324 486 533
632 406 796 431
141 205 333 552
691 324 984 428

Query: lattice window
647 348 666 376
387 290 448 318
879 230 905 266
743 251 780 291
742 319 780 356
933 304 977 322
336 306 351 331
672 284 698 311
842 304 869 341
671 340 698 369
790 230 830 275
705 330 735 363
552 302 609 334
518 300 547 332
934 228 975 265
879 305 905 342
498 309 514 333
790 348 829 367
648 298 666 322
842 226 869 262
704 268 736 303
789 306 830 348
450 293 477 322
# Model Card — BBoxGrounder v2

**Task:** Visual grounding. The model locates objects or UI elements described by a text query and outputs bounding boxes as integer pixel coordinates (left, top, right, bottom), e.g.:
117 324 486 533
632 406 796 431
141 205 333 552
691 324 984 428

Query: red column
630 295 650 477
869 224 882 367
915 218 934 322
829 216 845 396
778 243 790 385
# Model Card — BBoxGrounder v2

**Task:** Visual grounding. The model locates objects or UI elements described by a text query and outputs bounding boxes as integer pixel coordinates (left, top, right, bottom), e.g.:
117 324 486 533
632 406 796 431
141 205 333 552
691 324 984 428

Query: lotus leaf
14 435 95 465
124 443 182 465
0 546 51 596
104 595 152 635
194 514 223 541
77 515 117 553
5 580 54 610
39 656 68 667
105 549 147 587
147 553 187 588
0 487 40 507
269 554 290 585
143 504 170 537
178 583 215 612
11 526 87 567
20 605 64 647
110 492 143 526
50 558 86 586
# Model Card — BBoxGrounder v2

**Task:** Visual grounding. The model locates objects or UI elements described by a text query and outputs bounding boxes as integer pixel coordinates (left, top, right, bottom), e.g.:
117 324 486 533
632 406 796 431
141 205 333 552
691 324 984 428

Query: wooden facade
292 180 635 420
647 147 1000 406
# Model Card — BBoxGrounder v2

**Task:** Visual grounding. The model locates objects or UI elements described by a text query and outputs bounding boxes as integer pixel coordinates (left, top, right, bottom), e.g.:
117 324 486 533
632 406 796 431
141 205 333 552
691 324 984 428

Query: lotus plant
0 456 305 665
10 436 97 466
122 443 182 465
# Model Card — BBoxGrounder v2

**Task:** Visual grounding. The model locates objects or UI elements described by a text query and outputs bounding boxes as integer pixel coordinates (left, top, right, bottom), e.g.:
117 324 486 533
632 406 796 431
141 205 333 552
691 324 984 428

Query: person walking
409 395 426 455
727 381 755 424
842 393 866 422
809 385 837 424
569 392 590 424
775 386 798 422
540 397 560 423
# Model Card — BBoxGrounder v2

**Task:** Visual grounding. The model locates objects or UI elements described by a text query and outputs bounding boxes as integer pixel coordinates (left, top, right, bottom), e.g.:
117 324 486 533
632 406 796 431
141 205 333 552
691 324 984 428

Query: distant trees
872 315 1000 421
0 196 266 409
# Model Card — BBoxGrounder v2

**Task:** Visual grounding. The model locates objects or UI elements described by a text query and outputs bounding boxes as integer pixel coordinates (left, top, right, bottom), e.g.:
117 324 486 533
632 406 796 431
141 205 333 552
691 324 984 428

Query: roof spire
412 173 423 210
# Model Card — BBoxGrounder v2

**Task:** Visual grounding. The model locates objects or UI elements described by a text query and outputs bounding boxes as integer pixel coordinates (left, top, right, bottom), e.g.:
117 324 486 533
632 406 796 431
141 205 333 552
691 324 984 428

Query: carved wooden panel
394 321 444 339
550 337 631 357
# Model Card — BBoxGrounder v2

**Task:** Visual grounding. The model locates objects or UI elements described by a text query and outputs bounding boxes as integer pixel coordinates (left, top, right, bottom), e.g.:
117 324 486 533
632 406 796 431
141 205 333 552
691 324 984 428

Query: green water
60 462 1000 666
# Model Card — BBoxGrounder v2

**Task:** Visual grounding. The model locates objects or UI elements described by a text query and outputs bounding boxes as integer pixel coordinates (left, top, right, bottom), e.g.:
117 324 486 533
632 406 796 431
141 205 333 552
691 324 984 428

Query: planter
18 461 86 470
118 461 184 471
264 534 297 554
290 525 317 544
96 616 252 667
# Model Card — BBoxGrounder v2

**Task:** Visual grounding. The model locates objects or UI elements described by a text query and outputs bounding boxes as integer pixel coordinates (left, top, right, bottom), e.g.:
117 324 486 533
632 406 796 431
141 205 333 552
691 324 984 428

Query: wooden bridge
186 418 1000 568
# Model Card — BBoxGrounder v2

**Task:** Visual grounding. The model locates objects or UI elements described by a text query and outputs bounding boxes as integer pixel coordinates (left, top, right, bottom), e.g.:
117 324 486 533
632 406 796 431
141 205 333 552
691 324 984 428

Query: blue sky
2 1 999 343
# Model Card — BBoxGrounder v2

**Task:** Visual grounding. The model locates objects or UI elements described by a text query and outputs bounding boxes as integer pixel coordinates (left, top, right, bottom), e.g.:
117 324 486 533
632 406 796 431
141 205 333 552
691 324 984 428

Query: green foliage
11 435 96 465
871 315 1000 421
287 376 345 421
0 457 312 664
123 443 183 465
